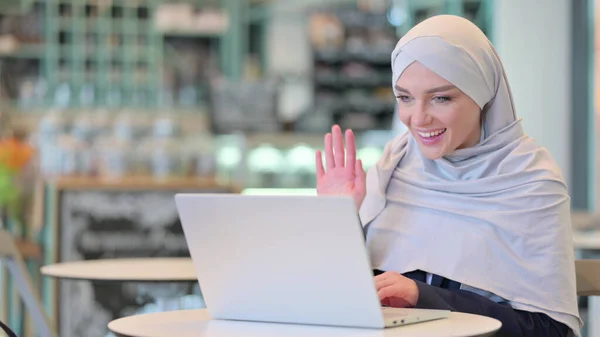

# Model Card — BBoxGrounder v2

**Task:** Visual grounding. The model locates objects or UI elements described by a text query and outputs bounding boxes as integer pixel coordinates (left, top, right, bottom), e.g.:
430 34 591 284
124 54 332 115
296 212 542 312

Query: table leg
134 283 205 314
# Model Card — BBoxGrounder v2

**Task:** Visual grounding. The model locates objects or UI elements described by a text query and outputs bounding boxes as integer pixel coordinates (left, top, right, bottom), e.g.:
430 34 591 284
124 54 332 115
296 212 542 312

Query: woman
315 15 582 337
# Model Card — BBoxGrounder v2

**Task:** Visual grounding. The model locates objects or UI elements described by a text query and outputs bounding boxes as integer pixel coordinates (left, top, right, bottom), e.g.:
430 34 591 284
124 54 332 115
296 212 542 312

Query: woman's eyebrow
394 84 457 94
426 85 456 93
395 86 410 94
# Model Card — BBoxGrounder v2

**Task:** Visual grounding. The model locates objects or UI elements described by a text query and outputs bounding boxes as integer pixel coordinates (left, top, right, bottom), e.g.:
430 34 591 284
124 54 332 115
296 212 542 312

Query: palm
316 125 367 210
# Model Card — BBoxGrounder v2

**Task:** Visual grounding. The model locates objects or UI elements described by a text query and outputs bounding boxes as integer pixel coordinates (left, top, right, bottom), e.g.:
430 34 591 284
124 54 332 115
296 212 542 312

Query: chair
575 259 600 337
0 320 17 337
0 230 57 337
576 259 600 297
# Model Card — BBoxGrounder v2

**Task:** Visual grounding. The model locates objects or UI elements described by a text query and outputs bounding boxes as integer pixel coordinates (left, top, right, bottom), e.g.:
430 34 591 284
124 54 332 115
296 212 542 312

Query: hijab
359 15 582 335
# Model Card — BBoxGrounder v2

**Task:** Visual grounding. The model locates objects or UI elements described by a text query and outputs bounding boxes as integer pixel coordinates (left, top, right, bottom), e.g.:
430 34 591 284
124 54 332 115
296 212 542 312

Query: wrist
408 280 419 307
355 194 365 211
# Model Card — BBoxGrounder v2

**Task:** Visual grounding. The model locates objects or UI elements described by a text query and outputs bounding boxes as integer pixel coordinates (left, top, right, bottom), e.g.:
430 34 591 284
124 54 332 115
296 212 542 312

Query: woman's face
396 62 482 160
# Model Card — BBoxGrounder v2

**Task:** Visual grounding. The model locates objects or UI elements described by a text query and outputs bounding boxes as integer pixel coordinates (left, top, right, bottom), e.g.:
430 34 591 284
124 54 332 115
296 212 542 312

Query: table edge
40 274 198 283
107 309 503 336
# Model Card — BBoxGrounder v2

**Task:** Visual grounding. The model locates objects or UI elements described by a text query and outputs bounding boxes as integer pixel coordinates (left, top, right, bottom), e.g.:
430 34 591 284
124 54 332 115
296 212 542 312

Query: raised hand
315 125 367 210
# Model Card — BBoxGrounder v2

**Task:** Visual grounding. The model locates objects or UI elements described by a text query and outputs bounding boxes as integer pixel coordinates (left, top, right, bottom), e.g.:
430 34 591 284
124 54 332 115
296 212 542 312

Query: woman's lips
416 128 446 145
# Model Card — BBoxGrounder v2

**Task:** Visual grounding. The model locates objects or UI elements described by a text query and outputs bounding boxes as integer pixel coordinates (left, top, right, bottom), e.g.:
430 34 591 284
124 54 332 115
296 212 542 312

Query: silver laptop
175 194 450 329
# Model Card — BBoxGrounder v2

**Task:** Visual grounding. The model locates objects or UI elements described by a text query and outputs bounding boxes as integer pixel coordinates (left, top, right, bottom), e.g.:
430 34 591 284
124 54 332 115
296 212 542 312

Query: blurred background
0 0 597 336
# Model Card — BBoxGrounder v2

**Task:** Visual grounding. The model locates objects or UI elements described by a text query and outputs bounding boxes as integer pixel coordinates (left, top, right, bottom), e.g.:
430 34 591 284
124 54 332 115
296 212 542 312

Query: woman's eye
433 96 451 103
397 95 412 103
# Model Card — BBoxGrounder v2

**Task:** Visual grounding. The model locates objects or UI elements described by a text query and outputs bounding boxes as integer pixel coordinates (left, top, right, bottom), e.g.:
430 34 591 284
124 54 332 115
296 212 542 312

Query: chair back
0 230 57 337
576 259 600 296
0 319 18 337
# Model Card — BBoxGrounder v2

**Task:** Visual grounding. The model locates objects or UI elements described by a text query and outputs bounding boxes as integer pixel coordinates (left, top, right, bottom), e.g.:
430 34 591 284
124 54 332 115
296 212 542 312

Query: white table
40 257 197 282
108 309 502 337
41 257 202 334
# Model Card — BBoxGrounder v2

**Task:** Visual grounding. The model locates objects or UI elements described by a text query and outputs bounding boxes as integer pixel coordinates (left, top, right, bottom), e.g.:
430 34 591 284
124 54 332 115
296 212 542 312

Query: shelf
315 74 390 89
160 30 224 38
34 0 152 9
37 0 163 108
0 44 45 59
314 48 393 64
0 0 250 111
49 175 240 192
56 18 152 33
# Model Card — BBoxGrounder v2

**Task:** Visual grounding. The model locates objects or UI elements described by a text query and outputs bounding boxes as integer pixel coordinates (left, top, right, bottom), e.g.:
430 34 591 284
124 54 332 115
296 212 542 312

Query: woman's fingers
374 277 396 291
345 129 356 175
324 133 335 170
377 286 397 301
374 272 417 308
332 125 345 168
323 126 360 173
315 150 325 179
374 271 396 282
378 291 412 308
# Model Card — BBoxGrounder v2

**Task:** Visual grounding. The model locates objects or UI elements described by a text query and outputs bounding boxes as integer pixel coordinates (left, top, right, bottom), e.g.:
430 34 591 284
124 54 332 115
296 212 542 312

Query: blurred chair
0 230 57 337
576 260 600 337
577 260 600 297
571 211 600 231
0 320 17 337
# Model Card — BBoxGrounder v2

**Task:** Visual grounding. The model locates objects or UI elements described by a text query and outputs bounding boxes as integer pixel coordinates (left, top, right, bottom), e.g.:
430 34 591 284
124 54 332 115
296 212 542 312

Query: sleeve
414 281 570 337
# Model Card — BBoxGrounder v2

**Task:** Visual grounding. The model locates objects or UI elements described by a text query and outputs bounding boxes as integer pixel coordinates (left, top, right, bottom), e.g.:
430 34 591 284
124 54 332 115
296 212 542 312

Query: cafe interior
0 0 599 336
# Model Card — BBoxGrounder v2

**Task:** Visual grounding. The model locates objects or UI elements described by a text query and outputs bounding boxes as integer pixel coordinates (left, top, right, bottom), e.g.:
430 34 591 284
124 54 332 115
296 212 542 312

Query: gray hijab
359 15 581 335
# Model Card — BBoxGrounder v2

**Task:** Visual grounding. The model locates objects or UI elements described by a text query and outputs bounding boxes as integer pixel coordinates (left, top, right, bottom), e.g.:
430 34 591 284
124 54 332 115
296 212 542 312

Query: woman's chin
422 151 444 160
418 144 446 160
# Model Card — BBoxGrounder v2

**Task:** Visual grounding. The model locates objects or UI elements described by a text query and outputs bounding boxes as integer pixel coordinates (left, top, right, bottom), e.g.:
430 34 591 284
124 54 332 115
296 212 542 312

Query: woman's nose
411 104 433 126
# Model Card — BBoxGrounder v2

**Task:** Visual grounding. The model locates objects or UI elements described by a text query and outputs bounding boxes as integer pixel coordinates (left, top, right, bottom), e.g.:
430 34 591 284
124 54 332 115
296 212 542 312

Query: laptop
174 194 450 329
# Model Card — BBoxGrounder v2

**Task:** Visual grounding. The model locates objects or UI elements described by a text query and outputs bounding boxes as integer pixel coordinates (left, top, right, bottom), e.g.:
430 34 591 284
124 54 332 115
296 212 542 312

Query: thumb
355 159 366 184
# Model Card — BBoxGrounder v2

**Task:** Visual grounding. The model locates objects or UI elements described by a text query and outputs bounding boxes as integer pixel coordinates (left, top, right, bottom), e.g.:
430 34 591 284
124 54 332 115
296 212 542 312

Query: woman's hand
375 271 419 308
315 125 367 210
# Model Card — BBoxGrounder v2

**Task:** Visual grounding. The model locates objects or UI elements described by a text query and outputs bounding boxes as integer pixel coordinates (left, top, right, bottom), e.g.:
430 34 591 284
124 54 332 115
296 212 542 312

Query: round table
41 258 203 336
108 309 502 337
40 257 197 282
